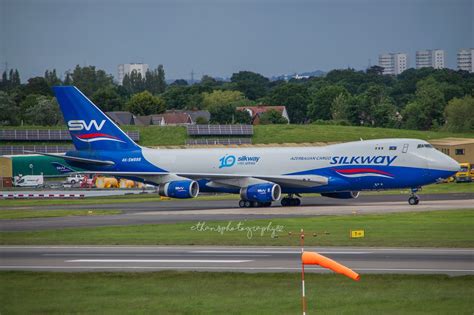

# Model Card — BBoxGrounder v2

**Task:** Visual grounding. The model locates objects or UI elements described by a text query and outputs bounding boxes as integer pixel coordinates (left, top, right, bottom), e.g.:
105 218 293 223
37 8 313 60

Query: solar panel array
0 130 140 141
187 125 253 136
186 138 252 146
0 145 75 156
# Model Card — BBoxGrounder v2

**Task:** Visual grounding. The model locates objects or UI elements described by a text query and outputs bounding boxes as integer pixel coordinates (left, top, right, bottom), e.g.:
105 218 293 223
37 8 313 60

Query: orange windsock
302 251 360 281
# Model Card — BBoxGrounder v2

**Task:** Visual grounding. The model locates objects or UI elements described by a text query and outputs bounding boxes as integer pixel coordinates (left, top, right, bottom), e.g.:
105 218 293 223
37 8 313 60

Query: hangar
430 138 474 164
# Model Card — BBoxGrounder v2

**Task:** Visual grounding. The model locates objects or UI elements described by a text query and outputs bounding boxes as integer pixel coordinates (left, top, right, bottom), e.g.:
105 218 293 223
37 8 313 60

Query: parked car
65 174 84 185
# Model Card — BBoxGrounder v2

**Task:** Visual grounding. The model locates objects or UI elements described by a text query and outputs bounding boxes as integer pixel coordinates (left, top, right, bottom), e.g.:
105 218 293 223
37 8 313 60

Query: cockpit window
417 144 434 149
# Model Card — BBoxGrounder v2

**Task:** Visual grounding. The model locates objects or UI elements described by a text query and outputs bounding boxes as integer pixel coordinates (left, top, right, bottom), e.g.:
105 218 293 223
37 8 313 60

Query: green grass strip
1 210 473 247
1 271 472 314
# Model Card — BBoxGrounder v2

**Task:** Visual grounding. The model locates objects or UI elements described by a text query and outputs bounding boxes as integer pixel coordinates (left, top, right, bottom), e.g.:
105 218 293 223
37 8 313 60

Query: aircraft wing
74 171 328 188
27 152 328 188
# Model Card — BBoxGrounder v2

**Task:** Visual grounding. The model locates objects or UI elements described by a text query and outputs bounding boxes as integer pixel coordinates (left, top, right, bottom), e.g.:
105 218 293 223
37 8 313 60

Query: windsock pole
300 228 307 315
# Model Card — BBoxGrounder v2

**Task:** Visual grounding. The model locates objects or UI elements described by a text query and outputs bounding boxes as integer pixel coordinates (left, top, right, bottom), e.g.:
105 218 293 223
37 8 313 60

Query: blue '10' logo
219 155 236 168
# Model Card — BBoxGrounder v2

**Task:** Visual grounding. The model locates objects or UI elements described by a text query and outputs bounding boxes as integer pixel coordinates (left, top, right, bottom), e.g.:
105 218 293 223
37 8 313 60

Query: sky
1 0 473 82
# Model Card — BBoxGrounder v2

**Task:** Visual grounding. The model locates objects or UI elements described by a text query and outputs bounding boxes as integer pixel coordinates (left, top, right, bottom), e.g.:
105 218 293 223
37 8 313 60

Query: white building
457 48 474 73
416 49 445 69
378 53 408 75
117 63 149 85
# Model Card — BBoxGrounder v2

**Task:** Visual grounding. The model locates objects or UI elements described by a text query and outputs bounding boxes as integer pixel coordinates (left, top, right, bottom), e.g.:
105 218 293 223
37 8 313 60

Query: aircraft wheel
294 198 301 206
281 198 288 207
264 202 272 207
244 200 252 208
239 200 246 208
408 196 419 205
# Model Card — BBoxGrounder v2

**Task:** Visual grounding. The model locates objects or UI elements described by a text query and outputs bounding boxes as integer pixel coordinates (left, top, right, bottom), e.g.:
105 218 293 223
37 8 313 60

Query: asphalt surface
0 246 472 275
1 193 473 231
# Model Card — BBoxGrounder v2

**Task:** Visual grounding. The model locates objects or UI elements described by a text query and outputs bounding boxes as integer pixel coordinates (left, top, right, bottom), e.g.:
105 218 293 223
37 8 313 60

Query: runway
1 194 473 231
1 246 472 275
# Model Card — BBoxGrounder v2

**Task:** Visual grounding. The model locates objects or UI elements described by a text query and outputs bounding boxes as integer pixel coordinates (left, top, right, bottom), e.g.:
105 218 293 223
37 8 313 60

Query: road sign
350 230 365 238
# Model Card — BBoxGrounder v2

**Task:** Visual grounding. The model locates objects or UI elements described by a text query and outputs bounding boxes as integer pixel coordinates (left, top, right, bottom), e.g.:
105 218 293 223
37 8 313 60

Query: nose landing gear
281 194 301 207
408 188 420 205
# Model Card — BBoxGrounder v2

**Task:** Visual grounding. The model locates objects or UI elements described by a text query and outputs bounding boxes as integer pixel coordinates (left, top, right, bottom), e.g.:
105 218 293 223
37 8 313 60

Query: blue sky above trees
1 0 472 81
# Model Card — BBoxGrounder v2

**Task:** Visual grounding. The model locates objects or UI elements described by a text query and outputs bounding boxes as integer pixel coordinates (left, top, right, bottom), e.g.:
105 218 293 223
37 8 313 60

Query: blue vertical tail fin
53 86 138 151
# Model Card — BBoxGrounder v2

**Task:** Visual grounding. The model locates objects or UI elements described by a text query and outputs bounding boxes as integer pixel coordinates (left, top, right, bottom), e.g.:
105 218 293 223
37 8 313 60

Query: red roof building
236 105 290 125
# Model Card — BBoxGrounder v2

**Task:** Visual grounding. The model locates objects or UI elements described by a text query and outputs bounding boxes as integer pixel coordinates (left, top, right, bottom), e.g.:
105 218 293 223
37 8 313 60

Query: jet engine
320 191 360 199
158 180 199 199
240 183 281 203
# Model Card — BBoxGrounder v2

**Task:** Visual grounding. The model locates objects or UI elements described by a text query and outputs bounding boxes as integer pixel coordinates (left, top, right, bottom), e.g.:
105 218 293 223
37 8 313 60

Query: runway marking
43 254 269 257
190 250 373 254
66 259 253 263
0 266 473 273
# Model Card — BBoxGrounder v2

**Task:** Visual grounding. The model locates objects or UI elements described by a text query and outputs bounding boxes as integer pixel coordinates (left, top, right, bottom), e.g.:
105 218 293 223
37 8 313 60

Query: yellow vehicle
454 163 473 183
95 176 119 188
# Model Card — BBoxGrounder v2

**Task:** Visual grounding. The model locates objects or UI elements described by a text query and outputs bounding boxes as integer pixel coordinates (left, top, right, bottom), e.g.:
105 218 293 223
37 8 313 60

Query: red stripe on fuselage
335 168 393 176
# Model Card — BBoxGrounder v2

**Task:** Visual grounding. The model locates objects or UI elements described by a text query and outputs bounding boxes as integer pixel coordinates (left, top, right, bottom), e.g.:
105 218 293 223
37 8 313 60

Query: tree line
0 64 473 132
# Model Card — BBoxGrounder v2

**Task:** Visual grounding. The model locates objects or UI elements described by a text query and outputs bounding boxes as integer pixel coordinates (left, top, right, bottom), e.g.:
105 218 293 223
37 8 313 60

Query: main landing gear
238 200 272 208
281 194 301 207
408 188 420 205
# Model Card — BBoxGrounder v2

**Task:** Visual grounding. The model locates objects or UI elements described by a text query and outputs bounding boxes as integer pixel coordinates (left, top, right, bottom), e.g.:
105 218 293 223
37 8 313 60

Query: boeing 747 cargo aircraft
29 86 460 207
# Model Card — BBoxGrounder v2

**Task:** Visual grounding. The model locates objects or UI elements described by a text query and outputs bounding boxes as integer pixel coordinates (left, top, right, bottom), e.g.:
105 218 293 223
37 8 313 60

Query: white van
13 175 44 187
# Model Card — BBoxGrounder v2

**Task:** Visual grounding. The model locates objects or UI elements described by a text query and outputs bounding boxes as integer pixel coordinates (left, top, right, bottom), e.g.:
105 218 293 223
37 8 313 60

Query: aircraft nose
427 152 460 175
446 158 460 173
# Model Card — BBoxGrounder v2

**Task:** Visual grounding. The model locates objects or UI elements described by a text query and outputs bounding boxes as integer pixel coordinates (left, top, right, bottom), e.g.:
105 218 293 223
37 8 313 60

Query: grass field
1 182 472 208
1 210 473 247
1 271 472 314
0 209 121 220
2 124 473 146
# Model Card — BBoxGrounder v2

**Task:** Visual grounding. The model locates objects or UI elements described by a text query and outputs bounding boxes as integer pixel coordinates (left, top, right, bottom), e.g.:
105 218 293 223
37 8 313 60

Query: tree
0 91 20 125
259 109 288 124
44 69 61 87
200 75 219 88
366 65 384 76
202 90 247 109
234 110 252 124
209 103 236 124
92 86 124 112
360 85 398 127
69 65 114 96
171 79 188 86
444 95 474 132
20 94 42 122
330 93 351 121
144 65 166 94
162 85 209 109
402 77 445 130
230 71 269 100
126 91 165 115
23 77 52 96
268 83 309 123
24 96 62 126
308 85 348 121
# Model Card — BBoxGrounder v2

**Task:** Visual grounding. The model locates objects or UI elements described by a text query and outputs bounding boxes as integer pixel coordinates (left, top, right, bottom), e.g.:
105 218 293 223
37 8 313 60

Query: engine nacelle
321 191 360 199
240 183 281 203
158 180 199 199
